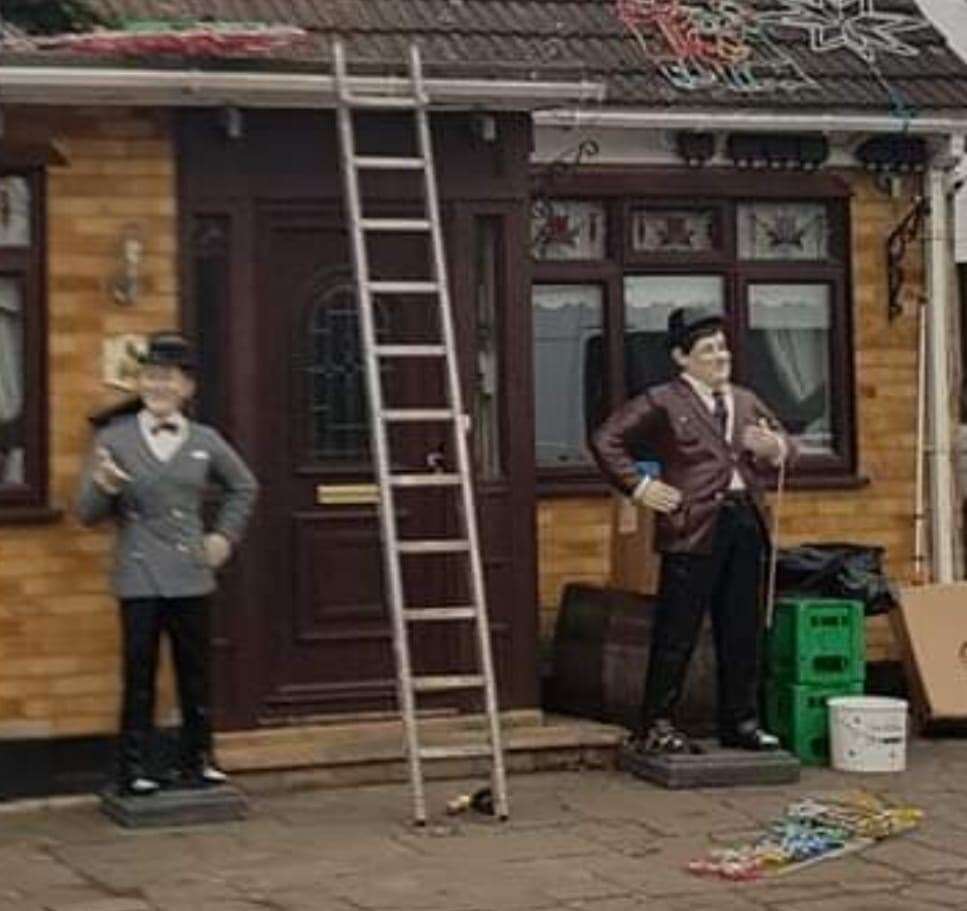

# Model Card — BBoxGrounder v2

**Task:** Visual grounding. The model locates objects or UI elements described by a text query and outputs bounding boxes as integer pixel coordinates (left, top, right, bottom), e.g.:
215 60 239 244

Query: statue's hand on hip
633 479 682 514
203 533 232 569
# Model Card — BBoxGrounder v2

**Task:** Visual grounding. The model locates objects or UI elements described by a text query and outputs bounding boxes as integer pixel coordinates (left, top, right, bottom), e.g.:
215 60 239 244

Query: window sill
0 504 65 525
537 473 870 498
778 473 870 492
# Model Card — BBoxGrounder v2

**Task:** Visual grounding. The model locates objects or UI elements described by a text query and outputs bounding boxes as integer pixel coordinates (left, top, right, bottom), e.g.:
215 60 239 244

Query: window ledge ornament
886 195 928 322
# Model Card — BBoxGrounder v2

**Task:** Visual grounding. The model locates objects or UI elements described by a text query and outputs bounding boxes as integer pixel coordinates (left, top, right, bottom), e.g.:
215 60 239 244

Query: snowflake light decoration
761 0 928 64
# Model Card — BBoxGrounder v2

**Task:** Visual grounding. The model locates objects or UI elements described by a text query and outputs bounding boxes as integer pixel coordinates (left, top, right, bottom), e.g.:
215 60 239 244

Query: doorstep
215 711 625 793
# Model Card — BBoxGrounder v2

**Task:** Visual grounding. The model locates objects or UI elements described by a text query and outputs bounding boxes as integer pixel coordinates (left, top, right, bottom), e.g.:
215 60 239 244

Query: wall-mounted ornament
107 223 146 306
885 196 928 321
102 334 147 392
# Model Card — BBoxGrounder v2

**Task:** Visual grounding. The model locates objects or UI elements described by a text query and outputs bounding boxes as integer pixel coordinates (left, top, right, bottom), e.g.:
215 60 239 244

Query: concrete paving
2 737 967 910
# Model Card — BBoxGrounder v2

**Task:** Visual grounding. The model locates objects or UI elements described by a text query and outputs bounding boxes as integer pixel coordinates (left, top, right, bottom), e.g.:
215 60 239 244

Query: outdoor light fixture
108 223 146 307
726 132 829 171
220 106 244 140
854 135 928 174
675 131 716 167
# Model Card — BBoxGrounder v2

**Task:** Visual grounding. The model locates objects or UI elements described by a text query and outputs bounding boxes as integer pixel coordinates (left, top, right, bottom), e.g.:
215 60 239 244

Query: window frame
529 169 860 493
0 168 49 514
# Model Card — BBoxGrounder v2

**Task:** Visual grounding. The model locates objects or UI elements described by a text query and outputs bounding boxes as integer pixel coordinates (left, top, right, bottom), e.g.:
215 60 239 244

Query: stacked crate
764 598 865 765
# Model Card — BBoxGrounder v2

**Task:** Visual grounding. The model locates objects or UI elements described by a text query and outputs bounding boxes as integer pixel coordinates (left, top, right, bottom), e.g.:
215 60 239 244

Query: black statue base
619 741 801 789
100 783 248 828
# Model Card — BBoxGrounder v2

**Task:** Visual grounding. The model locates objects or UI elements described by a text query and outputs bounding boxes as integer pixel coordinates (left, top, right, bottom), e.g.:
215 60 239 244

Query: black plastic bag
775 543 899 616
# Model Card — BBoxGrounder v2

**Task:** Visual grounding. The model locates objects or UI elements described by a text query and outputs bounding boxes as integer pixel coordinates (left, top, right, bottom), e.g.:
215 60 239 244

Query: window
531 176 856 488
0 171 47 511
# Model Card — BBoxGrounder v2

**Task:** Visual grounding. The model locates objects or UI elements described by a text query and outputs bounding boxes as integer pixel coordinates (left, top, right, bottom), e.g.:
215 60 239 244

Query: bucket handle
838 717 905 745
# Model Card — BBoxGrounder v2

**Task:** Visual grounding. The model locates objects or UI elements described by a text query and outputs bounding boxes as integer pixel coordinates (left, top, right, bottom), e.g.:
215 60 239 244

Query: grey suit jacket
75 415 259 599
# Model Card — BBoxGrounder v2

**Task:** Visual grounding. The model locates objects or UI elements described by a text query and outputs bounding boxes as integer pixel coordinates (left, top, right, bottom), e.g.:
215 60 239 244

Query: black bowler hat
139 331 195 370
667 306 724 352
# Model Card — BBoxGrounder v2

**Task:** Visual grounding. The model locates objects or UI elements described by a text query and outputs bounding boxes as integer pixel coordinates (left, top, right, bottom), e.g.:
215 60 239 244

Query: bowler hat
667 306 724 352
139 331 195 370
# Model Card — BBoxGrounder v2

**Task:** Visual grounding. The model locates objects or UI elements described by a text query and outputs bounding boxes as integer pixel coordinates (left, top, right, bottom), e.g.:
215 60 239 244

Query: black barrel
547 583 717 736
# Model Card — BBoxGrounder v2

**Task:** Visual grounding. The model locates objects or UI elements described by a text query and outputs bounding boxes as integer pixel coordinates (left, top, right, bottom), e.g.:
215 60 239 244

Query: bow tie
150 421 179 436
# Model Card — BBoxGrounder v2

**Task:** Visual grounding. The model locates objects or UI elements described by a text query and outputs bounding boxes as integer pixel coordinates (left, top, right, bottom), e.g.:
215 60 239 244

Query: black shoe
720 722 780 751
630 720 704 756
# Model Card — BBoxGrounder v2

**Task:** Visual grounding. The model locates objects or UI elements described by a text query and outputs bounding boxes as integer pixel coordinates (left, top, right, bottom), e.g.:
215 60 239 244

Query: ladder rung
355 156 425 170
369 281 439 294
419 744 493 760
412 674 485 693
361 218 431 232
390 473 460 487
397 539 470 555
343 95 421 110
381 409 454 422
404 607 477 621
375 345 446 358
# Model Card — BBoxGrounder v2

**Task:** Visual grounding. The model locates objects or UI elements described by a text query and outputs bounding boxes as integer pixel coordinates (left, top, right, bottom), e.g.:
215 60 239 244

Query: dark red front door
179 111 538 729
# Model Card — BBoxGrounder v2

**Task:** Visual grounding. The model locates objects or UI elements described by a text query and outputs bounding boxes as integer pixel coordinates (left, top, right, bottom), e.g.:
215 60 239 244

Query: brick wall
537 172 926 661
0 107 178 738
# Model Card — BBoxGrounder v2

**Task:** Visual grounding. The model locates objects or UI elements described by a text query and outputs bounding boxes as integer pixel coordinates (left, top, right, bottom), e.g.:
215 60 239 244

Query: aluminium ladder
332 39 509 825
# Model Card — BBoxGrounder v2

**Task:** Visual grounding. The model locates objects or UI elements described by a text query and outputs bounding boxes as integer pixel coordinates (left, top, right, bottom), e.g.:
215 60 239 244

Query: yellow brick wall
537 173 925 661
0 107 178 738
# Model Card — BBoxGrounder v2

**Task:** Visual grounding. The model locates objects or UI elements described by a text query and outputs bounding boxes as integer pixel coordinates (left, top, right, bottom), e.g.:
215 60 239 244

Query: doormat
686 792 922 881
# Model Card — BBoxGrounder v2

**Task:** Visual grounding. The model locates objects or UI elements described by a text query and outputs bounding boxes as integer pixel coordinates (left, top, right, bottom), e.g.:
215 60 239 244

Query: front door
180 111 538 729
228 203 534 723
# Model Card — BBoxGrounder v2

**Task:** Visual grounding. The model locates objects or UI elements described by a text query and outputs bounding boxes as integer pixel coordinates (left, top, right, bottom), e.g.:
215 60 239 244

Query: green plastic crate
767 598 865 685
765 680 864 765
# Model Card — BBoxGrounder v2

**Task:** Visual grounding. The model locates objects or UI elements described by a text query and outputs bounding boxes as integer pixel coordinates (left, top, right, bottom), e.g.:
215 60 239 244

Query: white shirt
138 409 188 463
680 373 744 491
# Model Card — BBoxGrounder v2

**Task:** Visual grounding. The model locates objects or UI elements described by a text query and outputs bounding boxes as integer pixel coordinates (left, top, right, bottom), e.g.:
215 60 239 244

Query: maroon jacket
591 378 798 554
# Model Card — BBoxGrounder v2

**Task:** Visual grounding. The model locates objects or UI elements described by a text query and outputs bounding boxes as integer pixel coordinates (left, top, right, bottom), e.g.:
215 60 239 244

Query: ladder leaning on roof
331 39 510 826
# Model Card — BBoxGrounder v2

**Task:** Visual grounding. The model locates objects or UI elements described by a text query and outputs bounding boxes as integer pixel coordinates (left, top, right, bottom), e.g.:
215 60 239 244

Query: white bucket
828 696 908 773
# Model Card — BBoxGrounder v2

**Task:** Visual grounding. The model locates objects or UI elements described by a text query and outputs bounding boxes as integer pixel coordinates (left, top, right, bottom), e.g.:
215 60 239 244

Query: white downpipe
0 66 605 109
926 168 956 583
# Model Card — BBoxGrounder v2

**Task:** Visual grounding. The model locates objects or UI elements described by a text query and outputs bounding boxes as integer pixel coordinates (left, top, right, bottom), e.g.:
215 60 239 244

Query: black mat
100 784 248 828
619 741 801 789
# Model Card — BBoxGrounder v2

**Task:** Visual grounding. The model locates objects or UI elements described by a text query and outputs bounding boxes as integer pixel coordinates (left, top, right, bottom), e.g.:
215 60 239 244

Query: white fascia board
535 108 967 135
0 66 606 110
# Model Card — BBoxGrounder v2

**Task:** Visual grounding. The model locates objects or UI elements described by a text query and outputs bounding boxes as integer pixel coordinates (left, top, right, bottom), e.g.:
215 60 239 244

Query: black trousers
118 596 213 779
639 497 766 734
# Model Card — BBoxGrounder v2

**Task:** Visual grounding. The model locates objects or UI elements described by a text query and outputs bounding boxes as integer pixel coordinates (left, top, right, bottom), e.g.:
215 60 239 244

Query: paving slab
0 740 966 911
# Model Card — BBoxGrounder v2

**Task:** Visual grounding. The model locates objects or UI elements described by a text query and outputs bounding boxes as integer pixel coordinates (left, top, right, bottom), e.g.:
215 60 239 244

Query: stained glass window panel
531 200 606 261
737 202 828 261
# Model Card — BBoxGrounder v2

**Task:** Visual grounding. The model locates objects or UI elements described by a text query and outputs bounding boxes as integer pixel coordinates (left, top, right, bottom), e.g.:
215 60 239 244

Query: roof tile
1 0 960 114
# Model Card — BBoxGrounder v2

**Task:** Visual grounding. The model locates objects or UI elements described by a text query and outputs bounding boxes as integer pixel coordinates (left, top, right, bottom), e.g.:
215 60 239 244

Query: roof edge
0 66 606 110
535 108 967 137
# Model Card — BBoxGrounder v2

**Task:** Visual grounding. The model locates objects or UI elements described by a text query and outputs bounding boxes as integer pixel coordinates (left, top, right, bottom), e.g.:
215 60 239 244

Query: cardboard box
609 494 660 596
892 583 967 728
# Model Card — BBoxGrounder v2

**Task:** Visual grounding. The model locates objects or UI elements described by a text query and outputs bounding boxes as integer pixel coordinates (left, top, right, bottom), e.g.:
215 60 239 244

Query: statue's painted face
672 329 731 389
138 364 195 418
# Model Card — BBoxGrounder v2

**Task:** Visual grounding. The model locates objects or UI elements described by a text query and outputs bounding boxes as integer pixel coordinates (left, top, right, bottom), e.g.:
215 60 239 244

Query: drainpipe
925 165 957 583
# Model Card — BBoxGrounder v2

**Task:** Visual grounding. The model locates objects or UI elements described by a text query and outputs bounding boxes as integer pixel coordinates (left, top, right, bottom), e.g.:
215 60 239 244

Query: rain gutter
535 108 967 135
0 66 606 110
